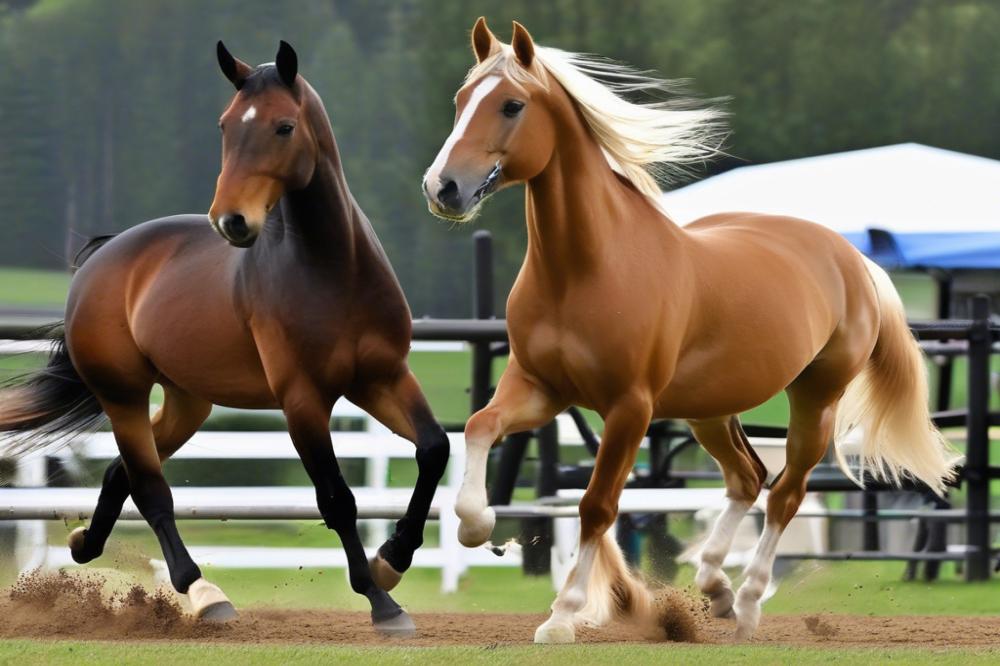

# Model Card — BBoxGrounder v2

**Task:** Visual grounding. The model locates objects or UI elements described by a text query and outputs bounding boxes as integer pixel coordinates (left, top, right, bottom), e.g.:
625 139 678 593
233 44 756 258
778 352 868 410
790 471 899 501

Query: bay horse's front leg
284 393 414 636
349 370 450 591
459 360 564 547
535 395 652 644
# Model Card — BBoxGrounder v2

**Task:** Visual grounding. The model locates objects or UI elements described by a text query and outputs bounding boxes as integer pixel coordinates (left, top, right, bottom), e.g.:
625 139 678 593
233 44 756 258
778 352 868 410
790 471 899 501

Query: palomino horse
0 42 447 634
424 18 959 642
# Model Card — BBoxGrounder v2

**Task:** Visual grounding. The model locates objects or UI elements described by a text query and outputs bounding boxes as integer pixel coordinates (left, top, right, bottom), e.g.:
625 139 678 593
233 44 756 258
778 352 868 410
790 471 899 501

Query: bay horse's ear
511 21 535 67
217 41 252 90
276 40 298 88
471 16 499 63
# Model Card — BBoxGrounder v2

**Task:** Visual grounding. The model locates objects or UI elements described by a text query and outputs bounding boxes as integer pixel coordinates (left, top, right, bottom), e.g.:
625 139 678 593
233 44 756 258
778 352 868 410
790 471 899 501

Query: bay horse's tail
833 259 961 496
0 235 115 456
0 330 105 455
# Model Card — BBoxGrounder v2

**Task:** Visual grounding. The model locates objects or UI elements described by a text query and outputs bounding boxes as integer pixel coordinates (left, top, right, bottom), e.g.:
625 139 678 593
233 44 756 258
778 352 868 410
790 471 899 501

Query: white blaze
241 105 257 123
425 75 502 192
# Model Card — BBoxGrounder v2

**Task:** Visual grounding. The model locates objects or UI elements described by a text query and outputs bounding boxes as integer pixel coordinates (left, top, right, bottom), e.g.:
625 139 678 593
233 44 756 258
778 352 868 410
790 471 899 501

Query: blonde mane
465 44 727 199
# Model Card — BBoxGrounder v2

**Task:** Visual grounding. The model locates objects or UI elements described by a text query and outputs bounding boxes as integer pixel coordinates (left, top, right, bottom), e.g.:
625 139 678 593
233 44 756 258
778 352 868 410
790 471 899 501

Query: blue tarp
843 230 1000 271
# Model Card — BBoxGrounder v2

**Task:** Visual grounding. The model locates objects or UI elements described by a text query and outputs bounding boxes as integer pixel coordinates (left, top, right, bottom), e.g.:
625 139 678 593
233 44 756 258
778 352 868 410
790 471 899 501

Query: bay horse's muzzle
216 213 257 248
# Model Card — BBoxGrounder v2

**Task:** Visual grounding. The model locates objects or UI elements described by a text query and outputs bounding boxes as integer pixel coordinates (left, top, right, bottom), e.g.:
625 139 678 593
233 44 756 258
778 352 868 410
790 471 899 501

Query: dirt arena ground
2 570 998 649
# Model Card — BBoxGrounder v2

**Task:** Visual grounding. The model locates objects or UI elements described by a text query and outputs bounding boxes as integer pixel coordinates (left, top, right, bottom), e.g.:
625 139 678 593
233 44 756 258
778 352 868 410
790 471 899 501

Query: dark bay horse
423 18 959 642
0 41 447 634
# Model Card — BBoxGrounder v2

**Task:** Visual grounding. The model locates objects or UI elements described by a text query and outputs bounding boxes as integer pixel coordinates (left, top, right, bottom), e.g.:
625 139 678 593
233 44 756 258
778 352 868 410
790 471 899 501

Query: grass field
1 641 998 666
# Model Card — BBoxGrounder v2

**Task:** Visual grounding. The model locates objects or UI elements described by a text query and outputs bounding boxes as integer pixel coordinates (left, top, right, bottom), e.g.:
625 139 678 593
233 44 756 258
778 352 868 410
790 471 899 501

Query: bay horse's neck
262 88 365 269
524 94 684 288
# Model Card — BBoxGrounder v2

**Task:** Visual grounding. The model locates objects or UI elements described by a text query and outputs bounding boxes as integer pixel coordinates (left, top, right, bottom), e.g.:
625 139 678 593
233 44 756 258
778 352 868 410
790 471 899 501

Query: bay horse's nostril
437 179 461 209
219 213 249 242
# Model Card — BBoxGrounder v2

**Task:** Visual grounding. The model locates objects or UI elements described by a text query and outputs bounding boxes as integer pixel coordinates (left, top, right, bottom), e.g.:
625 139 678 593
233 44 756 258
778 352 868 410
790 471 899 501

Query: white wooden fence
1 339 828 594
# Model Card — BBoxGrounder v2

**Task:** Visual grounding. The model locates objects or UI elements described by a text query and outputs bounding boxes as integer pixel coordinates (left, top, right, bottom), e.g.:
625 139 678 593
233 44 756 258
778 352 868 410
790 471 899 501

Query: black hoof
373 608 416 638
197 601 238 623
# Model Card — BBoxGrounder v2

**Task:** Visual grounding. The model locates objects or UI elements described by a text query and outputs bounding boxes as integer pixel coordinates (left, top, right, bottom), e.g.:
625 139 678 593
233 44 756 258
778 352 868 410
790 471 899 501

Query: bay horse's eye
502 100 525 118
276 124 295 136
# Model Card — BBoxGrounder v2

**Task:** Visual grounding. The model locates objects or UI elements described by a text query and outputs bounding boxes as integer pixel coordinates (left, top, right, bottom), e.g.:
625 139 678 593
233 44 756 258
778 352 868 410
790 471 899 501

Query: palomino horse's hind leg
733 393 835 640
100 399 235 621
284 396 414 636
349 371 450 591
459 359 564 547
687 416 767 618
535 397 652 644
69 387 211 565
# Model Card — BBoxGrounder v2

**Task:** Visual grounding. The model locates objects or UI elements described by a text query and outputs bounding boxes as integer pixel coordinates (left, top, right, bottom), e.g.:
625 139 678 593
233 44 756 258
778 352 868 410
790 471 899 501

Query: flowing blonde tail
575 532 655 627
834 259 962 496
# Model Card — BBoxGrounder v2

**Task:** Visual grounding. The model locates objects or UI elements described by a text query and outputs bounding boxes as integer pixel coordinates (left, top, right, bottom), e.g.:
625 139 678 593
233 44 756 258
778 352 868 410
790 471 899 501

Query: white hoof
733 591 760 640
534 617 576 644
370 553 404 592
188 577 237 622
457 507 496 547
709 587 736 618
67 526 87 553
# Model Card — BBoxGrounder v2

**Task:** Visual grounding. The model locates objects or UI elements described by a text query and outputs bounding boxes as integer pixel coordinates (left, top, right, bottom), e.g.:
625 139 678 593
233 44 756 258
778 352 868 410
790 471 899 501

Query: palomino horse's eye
276 124 295 136
502 100 525 118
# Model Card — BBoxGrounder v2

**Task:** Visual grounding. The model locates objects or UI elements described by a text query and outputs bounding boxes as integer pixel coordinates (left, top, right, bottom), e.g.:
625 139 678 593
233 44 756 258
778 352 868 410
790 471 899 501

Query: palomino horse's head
209 41 318 247
423 18 555 221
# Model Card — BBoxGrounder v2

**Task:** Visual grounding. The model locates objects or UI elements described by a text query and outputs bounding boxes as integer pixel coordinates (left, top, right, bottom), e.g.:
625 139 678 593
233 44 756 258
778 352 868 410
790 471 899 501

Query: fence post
470 231 494 414
522 420 558 575
965 294 991 581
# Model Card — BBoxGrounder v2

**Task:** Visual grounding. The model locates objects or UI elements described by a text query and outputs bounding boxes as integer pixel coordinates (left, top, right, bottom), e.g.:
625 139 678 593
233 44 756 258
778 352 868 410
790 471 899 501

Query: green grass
0 267 69 309
1 641 998 666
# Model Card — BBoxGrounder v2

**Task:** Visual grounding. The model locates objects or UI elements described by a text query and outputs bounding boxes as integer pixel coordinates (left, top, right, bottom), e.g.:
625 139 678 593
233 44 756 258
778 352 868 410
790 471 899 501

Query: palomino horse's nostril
437 180 461 209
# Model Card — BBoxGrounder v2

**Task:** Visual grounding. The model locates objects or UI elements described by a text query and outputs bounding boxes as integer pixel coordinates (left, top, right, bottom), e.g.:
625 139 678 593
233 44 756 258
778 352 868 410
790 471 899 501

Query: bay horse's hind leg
69 386 211 565
348 370 450 591
99 397 235 621
284 391 415 636
688 415 767 618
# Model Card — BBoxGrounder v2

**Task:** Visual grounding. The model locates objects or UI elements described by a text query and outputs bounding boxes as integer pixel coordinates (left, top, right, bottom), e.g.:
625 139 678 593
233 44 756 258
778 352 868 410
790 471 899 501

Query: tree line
0 0 996 316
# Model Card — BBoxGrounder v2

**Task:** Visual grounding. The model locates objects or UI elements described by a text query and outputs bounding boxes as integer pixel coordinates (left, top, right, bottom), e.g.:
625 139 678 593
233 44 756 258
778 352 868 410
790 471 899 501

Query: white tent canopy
661 143 1000 233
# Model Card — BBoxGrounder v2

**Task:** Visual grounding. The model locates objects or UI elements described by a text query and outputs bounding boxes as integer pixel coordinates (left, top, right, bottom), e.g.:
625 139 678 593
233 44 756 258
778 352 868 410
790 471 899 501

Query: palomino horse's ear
511 21 535 67
471 16 499 63
217 41 252 90
275 40 298 88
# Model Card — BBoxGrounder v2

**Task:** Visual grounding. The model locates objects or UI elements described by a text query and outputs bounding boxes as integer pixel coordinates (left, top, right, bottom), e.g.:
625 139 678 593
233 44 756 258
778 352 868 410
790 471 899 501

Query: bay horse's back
65 214 272 408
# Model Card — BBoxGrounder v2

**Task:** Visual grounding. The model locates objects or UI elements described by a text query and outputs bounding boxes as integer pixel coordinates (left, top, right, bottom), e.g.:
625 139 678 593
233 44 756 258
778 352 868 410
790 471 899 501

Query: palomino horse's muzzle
424 161 502 221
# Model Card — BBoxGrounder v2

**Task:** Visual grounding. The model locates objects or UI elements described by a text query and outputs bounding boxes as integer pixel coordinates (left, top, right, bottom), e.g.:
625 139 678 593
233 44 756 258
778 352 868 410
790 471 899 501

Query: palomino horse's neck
524 94 683 289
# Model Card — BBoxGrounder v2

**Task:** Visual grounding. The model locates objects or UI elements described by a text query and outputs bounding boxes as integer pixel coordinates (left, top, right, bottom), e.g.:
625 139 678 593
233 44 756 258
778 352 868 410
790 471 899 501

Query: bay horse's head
423 18 556 222
209 41 318 247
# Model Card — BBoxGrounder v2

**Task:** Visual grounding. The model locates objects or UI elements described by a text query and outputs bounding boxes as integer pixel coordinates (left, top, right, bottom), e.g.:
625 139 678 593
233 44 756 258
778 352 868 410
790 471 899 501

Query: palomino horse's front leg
348 370 450 591
687 416 767 618
733 395 834 639
284 394 414 635
100 400 235 621
535 396 652 644
459 359 564 547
